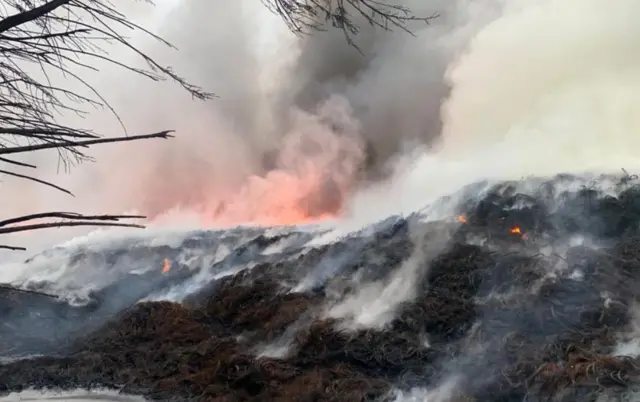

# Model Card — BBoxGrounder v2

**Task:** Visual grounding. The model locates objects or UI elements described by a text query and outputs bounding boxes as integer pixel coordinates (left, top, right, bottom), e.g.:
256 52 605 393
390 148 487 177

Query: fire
196 170 348 227
457 215 468 223
141 118 365 228
145 170 346 228
509 226 529 240
162 258 170 273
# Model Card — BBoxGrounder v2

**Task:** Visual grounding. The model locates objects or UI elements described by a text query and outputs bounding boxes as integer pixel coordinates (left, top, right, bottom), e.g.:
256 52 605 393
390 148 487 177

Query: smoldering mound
3 173 640 401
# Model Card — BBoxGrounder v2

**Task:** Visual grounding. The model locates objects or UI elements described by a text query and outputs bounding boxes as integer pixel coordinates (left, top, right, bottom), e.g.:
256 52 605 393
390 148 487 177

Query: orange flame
140 124 366 228
510 226 529 240
162 258 170 273
145 178 343 228
457 215 468 224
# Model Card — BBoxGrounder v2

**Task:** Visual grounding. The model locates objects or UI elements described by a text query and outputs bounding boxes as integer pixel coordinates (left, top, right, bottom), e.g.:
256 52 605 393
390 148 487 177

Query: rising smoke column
130 0 507 224
344 0 640 224
72 0 496 226
268 0 505 180
0 0 510 252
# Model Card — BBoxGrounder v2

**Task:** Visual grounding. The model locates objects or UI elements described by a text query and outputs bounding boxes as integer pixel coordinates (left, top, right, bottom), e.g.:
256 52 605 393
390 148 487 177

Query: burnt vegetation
2 174 640 401
5 2 640 402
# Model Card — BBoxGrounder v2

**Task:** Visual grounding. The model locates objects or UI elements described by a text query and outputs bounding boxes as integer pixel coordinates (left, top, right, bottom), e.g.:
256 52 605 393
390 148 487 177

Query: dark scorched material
3 174 640 401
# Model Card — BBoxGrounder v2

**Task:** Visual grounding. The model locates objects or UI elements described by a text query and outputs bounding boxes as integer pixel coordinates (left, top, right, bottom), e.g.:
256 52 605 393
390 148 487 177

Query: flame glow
162 258 171 273
204 171 345 227
142 98 364 228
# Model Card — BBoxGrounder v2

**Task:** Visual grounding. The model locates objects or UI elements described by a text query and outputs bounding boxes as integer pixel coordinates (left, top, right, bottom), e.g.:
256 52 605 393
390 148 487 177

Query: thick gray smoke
272 0 451 178
8 0 640 253
120 0 506 219
0 0 507 253
212 0 504 175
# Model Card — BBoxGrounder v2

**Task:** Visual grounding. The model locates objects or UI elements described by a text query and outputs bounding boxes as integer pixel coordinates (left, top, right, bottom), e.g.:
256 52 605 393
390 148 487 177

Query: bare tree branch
0 212 146 250
0 212 147 250
0 155 35 167
0 130 174 155
0 167 72 194
0 0 213 172
0 211 144 227
0 0 70 34
0 244 25 250
0 283 58 297
0 1 213 250
0 220 144 234
262 0 438 50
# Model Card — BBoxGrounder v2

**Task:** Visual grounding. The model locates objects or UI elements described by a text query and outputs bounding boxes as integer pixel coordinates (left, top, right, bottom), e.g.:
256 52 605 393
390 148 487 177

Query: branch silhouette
0 0 212 250
262 0 437 50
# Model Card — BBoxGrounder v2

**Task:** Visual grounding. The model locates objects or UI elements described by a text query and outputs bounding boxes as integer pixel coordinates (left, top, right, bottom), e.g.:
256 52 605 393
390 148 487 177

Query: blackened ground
3 174 640 401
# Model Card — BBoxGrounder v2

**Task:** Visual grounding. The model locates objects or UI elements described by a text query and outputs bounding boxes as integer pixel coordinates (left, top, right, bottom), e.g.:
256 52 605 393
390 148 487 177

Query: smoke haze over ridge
3 0 640 255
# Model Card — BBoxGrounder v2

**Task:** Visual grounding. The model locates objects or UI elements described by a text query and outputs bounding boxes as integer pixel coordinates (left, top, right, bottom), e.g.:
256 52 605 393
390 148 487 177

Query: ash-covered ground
3 173 640 401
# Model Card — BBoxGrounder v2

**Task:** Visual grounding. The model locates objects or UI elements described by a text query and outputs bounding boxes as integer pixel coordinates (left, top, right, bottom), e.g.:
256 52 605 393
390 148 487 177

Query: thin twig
0 220 145 234
0 283 58 298
0 212 144 227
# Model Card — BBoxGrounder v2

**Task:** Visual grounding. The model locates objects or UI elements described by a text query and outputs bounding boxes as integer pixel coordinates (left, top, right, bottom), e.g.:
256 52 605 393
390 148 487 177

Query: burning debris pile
3 174 640 401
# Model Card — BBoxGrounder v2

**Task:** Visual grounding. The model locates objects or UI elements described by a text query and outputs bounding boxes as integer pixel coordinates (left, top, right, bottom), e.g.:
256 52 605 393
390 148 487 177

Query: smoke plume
7 0 640 254
0 0 495 252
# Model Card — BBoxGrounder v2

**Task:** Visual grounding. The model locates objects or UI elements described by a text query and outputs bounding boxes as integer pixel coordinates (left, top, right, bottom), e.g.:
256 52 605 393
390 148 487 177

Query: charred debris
3 173 640 401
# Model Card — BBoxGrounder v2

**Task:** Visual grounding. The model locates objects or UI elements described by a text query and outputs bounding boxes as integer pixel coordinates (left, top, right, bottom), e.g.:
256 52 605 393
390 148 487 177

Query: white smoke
325 218 454 329
3 0 640 259
348 0 640 223
0 388 147 401
390 376 461 402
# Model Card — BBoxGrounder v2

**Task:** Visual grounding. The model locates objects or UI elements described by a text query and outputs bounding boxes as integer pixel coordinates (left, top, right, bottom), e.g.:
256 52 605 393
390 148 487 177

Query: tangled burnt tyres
2 174 640 401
